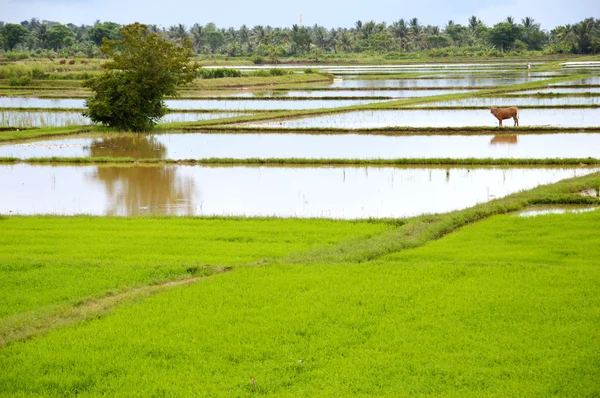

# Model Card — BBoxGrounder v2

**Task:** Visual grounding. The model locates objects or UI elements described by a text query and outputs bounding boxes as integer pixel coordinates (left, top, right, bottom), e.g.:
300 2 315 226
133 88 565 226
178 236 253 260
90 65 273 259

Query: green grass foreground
0 175 598 395
0 217 389 343
0 173 599 395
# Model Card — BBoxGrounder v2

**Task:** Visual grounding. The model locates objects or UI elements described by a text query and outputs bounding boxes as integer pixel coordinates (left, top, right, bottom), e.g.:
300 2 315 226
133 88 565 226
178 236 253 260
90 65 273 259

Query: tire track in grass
0 266 231 349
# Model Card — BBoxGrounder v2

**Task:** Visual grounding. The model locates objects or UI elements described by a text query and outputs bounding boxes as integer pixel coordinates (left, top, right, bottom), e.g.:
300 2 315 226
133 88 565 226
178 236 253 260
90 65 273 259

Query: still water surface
416 96 600 107
1 133 599 160
251 109 600 129
0 97 380 110
0 111 241 127
1 164 596 218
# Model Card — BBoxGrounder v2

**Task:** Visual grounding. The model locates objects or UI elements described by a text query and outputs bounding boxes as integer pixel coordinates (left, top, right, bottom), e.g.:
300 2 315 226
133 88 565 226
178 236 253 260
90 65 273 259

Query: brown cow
59 59 66 65
490 107 519 127
68 59 75 65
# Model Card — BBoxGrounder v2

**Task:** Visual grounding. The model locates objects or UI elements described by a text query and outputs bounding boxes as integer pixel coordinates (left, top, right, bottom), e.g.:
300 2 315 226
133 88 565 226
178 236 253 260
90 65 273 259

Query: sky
1 0 598 30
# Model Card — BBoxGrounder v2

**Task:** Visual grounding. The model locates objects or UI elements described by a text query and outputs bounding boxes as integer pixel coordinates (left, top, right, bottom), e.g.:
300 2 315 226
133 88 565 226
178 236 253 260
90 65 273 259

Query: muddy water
0 97 380 110
0 111 241 127
0 164 596 218
251 109 600 129
2 133 600 160
417 96 600 107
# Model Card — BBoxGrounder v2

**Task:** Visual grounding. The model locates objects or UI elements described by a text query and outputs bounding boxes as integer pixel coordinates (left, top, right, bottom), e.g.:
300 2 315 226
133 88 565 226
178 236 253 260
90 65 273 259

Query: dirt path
0 267 230 349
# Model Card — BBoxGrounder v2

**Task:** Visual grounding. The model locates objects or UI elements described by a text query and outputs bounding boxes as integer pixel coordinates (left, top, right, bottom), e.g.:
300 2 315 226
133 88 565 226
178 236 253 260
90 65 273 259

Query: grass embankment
0 172 599 395
2 157 599 166
0 126 90 142
0 217 390 347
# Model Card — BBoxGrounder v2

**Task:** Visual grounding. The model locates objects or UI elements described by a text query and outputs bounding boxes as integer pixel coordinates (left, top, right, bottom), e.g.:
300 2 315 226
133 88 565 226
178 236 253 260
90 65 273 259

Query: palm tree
570 18 596 54
35 24 48 49
521 17 537 30
314 25 328 51
505 16 515 25
190 24 205 52
168 24 188 45
409 18 423 50
329 29 340 53
468 16 481 32
251 25 266 47
391 19 409 50
339 29 353 52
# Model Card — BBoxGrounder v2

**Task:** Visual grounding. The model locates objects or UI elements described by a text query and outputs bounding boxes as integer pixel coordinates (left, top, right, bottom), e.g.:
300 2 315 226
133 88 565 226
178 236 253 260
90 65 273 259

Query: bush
196 68 242 79
304 68 314 74
9 74 32 86
250 55 264 65
249 68 291 77
31 68 48 80
4 52 30 60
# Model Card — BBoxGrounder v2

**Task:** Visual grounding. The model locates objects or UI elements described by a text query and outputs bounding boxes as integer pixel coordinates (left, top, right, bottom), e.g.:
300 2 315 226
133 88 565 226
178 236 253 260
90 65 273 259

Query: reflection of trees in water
87 134 167 158
89 165 198 216
490 135 518 145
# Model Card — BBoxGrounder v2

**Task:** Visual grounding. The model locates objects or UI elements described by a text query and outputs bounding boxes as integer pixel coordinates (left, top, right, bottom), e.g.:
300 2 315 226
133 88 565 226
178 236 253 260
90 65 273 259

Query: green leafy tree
47 24 74 49
1 23 29 50
83 23 197 132
488 22 522 51
88 21 121 46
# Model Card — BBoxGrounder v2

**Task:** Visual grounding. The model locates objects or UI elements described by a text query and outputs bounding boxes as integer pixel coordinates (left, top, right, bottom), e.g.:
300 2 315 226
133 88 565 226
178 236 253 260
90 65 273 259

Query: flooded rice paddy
517 87 600 94
0 164 596 218
415 96 600 107
0 111 241 127
224 89 472 98
327 77 541 89
250 108 600 129
0 97 380 111
2 132 599 160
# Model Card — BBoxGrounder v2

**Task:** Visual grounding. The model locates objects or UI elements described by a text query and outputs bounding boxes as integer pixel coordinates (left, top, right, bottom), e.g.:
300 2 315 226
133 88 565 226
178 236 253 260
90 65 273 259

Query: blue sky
1 0 597 29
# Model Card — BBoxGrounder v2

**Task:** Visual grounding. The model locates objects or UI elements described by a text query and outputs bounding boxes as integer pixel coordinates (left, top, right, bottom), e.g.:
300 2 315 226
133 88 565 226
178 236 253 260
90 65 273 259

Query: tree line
0 16 598 59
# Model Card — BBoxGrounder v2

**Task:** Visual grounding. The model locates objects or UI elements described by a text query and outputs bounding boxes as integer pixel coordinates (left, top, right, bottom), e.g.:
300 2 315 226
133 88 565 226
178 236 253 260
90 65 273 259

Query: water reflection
251 109 600 129
0 164 597 218
1 132 599 160
89 165 198 215
490 135 518 145
87 135 166 159
0 111 240 127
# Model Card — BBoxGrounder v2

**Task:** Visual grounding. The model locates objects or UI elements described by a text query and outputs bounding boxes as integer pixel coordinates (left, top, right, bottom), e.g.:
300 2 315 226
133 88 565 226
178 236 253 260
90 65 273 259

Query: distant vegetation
0 16 599 62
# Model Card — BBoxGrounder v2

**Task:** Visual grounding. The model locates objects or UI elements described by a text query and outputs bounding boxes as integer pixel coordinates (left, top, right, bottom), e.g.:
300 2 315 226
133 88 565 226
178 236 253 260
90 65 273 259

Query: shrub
4 52 30 60
31 68 48 80
250 55 264 65
196 68 242 79
9 74 32 86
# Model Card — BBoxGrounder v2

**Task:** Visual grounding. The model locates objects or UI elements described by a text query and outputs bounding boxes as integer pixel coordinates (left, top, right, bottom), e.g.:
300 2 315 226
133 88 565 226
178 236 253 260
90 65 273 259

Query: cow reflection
89 165 198 216
490 135 518 145
87 134 166 159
